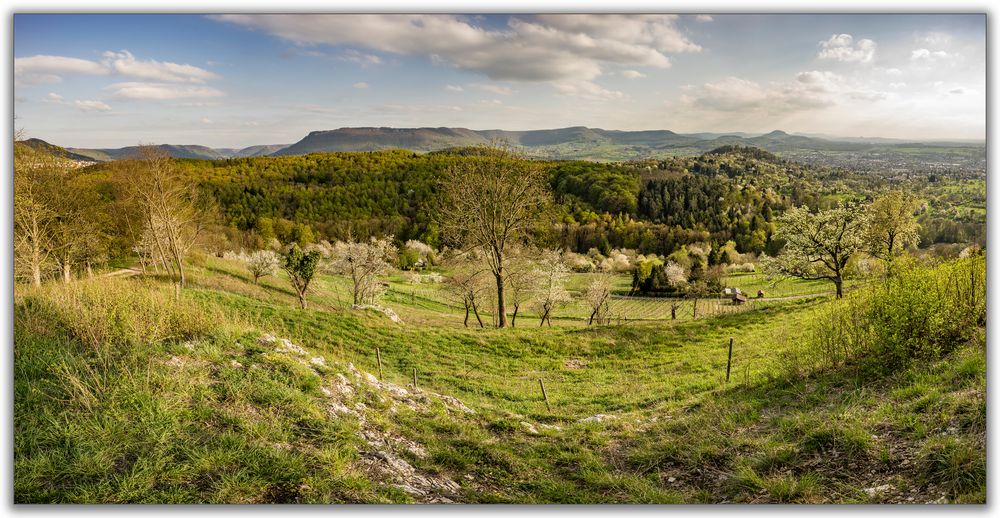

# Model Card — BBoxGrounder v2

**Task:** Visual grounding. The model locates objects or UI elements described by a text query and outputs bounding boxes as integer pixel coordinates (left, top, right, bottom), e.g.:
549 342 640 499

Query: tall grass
808 256 985 375
15 278 224 372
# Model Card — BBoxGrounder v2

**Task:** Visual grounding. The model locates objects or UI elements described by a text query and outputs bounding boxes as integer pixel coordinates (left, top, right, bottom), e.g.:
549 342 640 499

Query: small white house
723 287 742 296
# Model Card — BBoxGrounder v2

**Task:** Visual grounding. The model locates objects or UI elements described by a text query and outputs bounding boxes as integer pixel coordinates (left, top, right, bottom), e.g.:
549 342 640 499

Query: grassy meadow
13 254 985 504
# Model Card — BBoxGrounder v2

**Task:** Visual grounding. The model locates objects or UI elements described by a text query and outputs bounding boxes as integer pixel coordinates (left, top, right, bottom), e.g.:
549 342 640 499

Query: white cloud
101 50 219 83
445 84 464 92
338 49 383 67
15 55 108 85
911 48 949 61
353 81 370 89
200 117 213 124
469 83 513 95
553 81 624 101
108 82 225 100
680 72 848 115
695 15 714 22
45 92 66 104
621 70 646 79
75 99 112 112
16 50 220 88
212 14 701 82
818 34 876 63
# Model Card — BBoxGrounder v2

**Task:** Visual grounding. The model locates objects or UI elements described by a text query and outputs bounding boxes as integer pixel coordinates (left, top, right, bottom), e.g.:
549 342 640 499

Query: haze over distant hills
31 126 985 164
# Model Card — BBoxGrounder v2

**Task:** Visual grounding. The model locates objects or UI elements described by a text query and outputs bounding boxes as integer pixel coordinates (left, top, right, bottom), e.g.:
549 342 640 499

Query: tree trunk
463 305 470 327
588 308 597 326
539 307 549 327
471 299 484 328
671 304 677 320
177 259 186 288
692 298 698 319
86 261 93 279
511 303 519 328
62 261 72 283
494 272 508 328
298 290 308 309
834 277 843 299
31 260 41 287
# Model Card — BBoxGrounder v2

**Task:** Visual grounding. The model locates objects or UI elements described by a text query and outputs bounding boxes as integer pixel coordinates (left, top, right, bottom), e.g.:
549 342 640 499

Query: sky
13 13 986 148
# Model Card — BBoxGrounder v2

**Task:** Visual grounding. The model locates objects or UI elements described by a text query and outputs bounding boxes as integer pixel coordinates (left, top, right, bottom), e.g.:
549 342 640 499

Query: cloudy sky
13 14 985 148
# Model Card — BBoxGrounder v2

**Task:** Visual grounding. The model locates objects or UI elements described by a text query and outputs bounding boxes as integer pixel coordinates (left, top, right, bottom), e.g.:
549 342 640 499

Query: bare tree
584 273 614 326
533 250 571 327
505 251 540 328
13 142 59 286
437 142 550 328
126 145 209 288
328 236 397 306
446 257 489 328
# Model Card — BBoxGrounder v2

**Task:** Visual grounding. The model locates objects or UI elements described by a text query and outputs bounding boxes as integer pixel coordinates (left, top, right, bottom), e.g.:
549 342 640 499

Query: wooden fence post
726 337 734 383
539 379 551 411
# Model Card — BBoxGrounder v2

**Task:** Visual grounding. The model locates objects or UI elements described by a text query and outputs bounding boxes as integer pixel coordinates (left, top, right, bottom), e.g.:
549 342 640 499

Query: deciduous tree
533 250 571 327
768 203 869 298
584 273 614 325
437 142 550 328
866 190 921 265
282 244 321 309
328 236 397 306
245 249 281 284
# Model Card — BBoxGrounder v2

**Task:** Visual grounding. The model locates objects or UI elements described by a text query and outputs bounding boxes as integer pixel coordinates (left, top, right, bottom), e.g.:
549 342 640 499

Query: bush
808 256 985 375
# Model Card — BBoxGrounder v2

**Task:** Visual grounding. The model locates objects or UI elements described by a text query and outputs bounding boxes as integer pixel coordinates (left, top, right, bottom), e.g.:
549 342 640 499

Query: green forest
67 144 984 266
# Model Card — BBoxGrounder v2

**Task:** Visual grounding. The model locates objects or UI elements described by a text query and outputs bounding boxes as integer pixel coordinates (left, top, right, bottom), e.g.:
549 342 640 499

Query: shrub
808 256 985 375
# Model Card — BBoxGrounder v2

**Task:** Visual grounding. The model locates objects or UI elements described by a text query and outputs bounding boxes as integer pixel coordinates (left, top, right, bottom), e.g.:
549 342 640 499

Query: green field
14 256 985 504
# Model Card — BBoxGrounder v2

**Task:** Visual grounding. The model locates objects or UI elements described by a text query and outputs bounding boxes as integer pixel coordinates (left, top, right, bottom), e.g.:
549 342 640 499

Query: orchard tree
505 253 541 328
866 191 921 264
282 244 321 309
329 236 397 306
769 203 869 298
246 249 282 284
437 141 550 328
533 250 571 327
584 273 614 325
446 258 489 328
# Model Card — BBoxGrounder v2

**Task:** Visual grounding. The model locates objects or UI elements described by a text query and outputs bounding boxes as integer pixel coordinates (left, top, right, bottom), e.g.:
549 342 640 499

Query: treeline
76 147 814 259
63 145 981 265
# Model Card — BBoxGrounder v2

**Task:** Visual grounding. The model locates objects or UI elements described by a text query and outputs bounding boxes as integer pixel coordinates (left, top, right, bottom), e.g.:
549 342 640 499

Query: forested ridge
70 144 982 260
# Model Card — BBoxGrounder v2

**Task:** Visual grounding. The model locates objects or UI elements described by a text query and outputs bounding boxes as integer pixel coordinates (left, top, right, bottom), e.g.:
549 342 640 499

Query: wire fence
383 284 800 324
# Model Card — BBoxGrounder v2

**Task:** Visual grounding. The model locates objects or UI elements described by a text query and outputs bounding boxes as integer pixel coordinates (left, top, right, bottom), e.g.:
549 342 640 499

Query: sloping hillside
13 256 985 503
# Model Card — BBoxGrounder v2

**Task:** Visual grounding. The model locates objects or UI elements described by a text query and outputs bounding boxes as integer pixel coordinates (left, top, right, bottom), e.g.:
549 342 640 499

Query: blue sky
14 14 986 148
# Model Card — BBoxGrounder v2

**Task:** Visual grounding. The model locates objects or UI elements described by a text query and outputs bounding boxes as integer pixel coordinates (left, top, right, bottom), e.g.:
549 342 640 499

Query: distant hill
18 138 97 162
273 127 486 155
274 126 881 159
48 126 985 163
67 143 290 162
